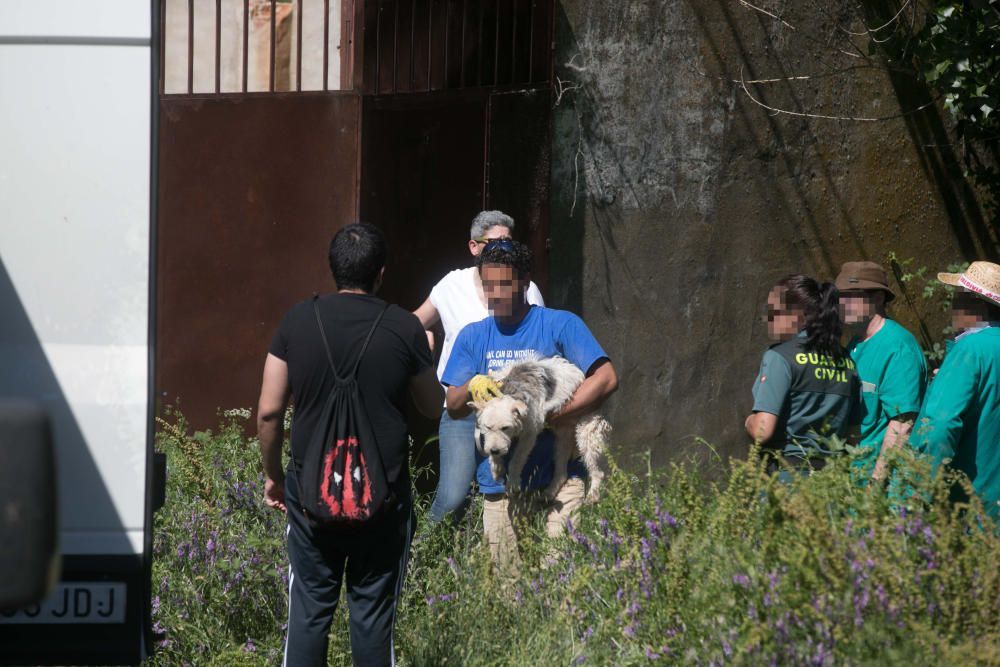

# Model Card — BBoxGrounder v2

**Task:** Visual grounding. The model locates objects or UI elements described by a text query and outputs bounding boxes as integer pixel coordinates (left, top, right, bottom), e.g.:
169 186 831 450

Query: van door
0 1 155 663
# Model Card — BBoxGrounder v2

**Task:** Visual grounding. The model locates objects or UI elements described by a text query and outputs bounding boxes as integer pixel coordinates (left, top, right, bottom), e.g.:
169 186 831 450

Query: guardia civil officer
912 261 1000 525
837 261 928 482
745 274 860 474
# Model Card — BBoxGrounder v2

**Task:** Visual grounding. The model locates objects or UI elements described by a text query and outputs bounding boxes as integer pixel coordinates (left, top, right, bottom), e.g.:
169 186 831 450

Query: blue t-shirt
441 306 609 493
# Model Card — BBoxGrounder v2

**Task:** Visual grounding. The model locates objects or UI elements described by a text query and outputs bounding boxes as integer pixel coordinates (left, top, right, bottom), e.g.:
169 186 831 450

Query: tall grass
149 409 1000 666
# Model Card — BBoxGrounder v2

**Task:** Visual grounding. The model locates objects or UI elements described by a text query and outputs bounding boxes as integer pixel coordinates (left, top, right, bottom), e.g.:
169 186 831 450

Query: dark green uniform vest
768 336 859 456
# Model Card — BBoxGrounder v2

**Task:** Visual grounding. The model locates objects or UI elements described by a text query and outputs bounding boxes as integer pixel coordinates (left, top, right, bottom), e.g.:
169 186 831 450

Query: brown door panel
360 91 488 311
157 93 361 430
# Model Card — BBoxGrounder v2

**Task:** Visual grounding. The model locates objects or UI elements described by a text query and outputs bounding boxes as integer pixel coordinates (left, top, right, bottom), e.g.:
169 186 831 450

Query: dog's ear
510 399 528 421
467 399 487 412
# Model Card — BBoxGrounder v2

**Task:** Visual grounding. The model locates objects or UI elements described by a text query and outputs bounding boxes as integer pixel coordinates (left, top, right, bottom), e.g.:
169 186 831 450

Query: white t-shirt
429 266 544 381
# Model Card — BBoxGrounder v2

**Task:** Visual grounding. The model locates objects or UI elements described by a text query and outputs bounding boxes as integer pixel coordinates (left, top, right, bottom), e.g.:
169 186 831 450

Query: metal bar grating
160 0 550 96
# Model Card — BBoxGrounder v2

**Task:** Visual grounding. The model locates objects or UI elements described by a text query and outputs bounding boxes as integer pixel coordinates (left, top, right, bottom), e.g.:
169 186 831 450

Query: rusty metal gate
157 0 552 433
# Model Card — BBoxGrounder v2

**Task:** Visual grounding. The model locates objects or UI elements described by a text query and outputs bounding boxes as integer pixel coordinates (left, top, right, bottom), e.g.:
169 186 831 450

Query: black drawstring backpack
296 296 393 528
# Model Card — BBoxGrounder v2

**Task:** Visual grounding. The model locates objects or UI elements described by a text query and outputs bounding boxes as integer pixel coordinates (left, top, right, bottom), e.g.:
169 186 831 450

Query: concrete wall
549 0 998 467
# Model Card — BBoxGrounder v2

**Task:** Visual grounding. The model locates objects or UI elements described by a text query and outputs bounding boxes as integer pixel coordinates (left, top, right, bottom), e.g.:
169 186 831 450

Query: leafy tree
890 1 1000 223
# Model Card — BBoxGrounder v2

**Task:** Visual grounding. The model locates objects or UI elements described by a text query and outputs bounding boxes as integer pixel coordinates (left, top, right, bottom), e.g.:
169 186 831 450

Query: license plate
0 583 126 624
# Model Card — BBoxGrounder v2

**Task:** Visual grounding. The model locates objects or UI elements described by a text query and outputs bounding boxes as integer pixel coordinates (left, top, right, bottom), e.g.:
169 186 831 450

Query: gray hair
470 210 514 239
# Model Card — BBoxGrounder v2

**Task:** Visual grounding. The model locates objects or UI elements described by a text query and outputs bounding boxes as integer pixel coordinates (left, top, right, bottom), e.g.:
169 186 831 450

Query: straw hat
938 261 1000 307
835 261 896 302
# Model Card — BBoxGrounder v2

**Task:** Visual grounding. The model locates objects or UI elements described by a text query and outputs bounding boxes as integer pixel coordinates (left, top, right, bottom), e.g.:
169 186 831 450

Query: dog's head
470 394 527 458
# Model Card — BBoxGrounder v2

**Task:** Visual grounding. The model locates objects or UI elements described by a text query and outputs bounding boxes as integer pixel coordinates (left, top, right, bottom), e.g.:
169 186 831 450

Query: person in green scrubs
837 261 928 482
912 261 1000 523
745 274 860 474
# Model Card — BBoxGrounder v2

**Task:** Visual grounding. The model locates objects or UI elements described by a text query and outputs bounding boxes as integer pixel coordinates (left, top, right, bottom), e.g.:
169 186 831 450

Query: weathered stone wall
549 0 997 467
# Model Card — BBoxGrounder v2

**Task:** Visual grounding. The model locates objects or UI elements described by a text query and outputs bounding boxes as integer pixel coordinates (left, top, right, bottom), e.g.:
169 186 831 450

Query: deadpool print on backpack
297 296 393 527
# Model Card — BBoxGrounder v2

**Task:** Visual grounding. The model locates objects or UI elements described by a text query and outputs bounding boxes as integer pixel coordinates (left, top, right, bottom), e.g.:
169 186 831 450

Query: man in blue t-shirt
441 239 618 566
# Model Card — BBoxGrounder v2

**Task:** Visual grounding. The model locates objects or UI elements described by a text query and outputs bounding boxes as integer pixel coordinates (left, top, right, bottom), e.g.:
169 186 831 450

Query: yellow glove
468 374 503 403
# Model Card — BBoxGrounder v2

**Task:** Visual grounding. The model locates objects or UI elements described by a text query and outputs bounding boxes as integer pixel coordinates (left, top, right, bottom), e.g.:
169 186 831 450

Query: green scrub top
848 319 928 473
912 326 1000 522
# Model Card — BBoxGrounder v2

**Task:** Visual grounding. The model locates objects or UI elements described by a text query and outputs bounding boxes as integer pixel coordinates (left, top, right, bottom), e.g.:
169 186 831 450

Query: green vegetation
876 1 1000 223
149 408 1000 666
887 252 967 363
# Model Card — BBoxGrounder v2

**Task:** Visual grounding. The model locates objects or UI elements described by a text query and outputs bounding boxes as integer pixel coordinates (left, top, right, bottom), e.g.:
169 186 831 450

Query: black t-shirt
268 293 432 487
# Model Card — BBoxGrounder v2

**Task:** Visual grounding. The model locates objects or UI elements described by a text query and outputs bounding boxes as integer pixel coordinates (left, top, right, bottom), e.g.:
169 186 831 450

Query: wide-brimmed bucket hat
938 261 1000 307
835 261 896 302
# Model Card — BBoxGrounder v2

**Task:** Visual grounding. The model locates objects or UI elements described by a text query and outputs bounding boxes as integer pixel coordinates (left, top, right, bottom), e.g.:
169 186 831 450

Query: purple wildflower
732 574 750 586
243 638 256 653
875 584 888 609
645 647 660 659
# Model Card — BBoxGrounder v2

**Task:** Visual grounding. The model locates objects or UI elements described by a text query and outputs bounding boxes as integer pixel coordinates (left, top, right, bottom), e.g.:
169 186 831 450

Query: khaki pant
482 478 587 568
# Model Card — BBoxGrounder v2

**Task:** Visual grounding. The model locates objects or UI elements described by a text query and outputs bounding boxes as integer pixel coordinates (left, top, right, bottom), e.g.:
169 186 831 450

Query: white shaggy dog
470 357 611 502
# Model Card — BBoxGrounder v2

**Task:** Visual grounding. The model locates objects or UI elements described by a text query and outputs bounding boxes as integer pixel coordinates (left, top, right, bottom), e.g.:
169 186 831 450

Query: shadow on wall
692 0 871 277
863 0 998 262
0 260 131 554
547 0 994 468
546 3 586 315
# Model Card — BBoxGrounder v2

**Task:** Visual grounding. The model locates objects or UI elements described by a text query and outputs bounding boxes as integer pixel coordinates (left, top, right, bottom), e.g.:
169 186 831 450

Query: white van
0 1 157 663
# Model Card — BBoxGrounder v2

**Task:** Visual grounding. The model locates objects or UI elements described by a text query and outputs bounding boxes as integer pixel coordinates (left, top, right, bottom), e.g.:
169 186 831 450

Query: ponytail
806 282 844 360
775 275 845 360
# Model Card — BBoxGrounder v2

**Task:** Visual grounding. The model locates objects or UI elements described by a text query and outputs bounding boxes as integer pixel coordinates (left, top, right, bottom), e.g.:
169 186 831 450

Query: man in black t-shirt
257 223 442 667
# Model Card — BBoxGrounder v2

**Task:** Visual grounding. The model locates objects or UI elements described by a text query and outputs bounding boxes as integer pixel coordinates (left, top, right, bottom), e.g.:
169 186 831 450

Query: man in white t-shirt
414 211 544 524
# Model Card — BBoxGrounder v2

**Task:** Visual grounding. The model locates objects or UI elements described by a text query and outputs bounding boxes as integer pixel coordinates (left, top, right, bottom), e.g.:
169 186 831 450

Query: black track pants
283 469 413 667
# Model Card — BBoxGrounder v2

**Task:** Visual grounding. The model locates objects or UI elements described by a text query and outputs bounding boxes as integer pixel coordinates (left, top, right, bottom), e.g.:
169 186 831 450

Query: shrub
150 410 1000 666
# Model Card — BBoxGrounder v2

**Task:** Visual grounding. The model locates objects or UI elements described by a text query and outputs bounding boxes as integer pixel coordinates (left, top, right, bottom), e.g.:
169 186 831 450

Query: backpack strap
349 303 390 379
312 296 340 377
312 296 391 383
